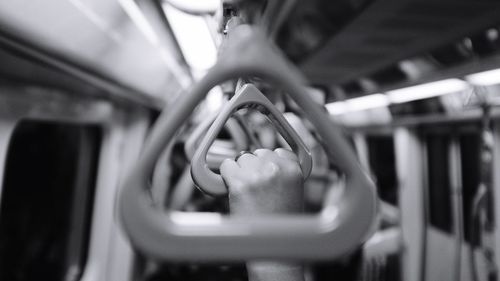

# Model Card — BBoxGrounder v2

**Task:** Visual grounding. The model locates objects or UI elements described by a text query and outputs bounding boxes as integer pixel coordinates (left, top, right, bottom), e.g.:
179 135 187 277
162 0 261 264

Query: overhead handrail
191 83 312 196
119 24 378 261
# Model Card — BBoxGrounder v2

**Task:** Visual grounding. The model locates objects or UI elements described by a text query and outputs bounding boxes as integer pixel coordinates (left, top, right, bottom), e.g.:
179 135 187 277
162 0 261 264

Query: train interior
0 0 500 281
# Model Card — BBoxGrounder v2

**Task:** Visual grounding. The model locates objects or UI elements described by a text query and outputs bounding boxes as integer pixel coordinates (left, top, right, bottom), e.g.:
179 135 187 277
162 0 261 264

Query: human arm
220 148 305 281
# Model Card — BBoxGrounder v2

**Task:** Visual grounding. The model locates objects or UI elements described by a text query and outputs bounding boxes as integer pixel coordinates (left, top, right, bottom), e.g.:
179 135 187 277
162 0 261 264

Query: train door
394 122 494 281
354 130 402 281
394 128 426 281
421 125 456 281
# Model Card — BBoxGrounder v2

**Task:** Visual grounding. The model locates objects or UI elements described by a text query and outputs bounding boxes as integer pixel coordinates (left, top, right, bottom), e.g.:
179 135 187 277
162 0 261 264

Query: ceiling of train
0 0 500 108
274 0 500 101
0 0 190 107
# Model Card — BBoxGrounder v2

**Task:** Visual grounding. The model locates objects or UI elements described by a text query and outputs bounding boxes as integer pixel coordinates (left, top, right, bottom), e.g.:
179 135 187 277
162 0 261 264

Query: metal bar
394 128 426 281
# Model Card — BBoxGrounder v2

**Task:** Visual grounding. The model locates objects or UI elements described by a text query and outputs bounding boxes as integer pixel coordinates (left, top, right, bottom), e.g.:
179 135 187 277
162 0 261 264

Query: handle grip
119 24 378 261
191 84 312 196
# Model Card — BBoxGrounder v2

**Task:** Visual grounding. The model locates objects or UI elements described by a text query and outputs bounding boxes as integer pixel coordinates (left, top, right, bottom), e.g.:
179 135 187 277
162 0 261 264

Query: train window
425 134 453 234
459 133 481 243
0 120 101 281
366 135 398 205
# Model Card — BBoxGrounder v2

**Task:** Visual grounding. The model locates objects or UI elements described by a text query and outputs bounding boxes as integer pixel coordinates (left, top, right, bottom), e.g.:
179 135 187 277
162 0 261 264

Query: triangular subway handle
191 83 312 196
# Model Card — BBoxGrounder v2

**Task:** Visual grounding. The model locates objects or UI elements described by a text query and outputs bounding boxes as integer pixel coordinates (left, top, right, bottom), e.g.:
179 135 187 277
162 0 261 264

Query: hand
220 148 304 216
220 148 306 281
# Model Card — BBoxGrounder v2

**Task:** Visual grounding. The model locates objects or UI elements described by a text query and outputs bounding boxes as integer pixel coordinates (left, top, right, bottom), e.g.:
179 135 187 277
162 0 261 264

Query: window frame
0 85 150 281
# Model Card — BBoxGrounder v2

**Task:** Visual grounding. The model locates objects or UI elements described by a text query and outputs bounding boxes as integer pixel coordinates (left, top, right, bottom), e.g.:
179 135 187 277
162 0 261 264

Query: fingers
236 152 259 168
220 158 240 175
221 148 299 184
253 148 276 158
220 148 302 198
254 148 298 164
274 148 298 162
221 153 259 192
220 159 243 188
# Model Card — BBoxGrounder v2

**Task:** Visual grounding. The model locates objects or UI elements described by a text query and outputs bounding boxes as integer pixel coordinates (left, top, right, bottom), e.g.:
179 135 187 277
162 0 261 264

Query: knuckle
243 163 280 187
236 153 253 163
288 163 303 178
220 160 236 173
253 148 269 154
262 162 281 179
277 159 302 178
221 158 234 166
254 148 272 157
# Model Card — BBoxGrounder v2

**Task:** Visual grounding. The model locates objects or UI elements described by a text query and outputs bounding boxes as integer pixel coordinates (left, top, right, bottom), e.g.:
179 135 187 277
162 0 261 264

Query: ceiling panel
0 0 187 101
301 0 500 86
